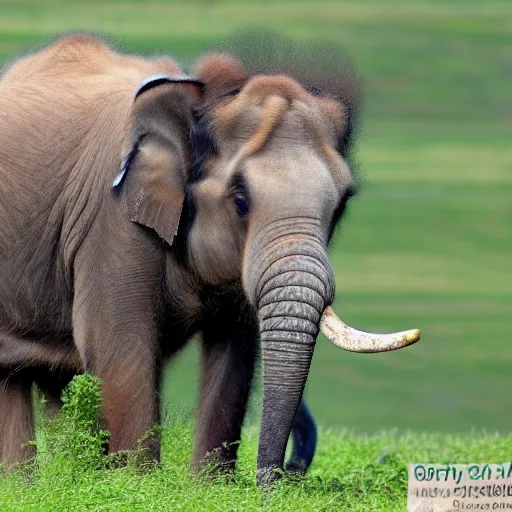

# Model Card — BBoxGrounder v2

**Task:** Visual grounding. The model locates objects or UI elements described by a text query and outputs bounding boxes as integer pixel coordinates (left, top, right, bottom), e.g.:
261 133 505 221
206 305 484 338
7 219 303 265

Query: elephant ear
113 76 203 246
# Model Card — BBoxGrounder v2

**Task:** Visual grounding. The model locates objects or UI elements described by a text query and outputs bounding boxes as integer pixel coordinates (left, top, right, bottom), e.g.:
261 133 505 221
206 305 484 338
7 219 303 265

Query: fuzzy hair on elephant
0 32 420 483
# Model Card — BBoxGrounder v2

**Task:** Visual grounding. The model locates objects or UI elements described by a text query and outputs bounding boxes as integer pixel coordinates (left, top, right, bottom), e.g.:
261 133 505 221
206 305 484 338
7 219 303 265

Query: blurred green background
1 0 510 434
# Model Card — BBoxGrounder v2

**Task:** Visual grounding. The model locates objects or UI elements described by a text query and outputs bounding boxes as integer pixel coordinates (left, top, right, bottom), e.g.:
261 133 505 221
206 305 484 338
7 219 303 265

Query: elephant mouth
319 306 421 353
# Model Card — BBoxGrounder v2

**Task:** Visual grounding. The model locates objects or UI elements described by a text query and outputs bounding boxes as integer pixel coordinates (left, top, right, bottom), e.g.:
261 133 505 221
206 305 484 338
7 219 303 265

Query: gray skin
0 35 320 477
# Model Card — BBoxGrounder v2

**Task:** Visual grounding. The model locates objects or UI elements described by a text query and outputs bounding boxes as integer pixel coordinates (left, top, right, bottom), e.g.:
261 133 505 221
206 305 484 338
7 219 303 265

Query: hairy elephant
0 33 317 474
0 33 419 482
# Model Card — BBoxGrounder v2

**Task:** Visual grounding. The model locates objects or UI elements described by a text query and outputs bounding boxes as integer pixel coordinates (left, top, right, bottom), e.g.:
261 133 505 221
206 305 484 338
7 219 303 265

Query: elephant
0 32 420 482
0 33 318 475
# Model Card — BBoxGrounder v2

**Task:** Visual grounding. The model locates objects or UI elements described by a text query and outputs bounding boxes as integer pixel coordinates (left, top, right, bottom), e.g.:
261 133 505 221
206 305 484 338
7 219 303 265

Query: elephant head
179 42 421 482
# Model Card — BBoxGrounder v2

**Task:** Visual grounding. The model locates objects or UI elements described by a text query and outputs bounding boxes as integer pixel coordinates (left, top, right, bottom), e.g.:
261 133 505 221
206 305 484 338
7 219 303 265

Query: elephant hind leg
0 372 35 469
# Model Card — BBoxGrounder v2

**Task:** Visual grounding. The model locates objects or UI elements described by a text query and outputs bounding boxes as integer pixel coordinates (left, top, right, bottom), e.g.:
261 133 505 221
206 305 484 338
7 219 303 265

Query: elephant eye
234 194 250 217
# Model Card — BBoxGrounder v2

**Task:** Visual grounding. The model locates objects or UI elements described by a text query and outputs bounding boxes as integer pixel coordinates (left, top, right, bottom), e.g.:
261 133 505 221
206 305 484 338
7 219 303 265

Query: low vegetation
1 375 511 511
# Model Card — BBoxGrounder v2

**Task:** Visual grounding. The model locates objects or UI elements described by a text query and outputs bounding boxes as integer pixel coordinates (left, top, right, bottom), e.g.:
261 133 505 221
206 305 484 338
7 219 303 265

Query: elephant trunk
246 220 334 483
246 219 421 483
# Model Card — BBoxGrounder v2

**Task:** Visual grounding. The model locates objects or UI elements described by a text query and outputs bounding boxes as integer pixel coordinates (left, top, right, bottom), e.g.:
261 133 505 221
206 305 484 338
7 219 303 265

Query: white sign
408 463 512 511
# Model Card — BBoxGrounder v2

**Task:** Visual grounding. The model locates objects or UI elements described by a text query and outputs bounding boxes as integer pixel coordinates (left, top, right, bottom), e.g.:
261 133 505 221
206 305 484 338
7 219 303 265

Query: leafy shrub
37 374 109 479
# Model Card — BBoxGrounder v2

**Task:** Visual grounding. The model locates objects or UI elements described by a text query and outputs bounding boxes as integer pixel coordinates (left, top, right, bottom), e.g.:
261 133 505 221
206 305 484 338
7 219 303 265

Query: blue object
286 399 318 473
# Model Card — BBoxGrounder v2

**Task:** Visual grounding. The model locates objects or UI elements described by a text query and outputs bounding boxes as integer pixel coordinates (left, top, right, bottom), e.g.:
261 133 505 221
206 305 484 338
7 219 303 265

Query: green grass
4 423 512 512
0 0 510 509
2 376 512 512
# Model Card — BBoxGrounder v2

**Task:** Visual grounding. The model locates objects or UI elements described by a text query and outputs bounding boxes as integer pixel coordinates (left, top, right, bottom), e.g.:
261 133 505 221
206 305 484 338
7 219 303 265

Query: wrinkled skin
0 35 318 475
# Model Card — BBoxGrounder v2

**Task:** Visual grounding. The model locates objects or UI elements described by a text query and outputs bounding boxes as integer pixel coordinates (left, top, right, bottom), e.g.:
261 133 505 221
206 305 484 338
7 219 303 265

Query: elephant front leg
73 298 161 460
0 370 34 469
77 332 160 459
192 312 258 473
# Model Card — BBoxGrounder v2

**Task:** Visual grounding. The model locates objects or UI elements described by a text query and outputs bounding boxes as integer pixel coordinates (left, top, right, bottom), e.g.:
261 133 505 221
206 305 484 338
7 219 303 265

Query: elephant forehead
245 145 337 186
213 90 343 155
213 103 351 190
214 101 331 159
223 109 315 148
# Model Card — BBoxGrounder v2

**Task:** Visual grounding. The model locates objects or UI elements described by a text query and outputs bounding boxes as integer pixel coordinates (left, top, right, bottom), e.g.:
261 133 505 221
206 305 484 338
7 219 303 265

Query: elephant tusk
319 306 421 353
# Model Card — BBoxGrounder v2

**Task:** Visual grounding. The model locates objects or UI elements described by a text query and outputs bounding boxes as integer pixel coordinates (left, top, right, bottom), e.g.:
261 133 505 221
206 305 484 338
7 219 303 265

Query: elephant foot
256 465 284 486
194 444 238 480
103 448 161 470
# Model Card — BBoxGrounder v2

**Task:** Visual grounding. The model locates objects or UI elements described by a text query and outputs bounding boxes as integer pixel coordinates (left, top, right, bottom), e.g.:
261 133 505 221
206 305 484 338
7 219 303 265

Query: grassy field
0 0 510 509
3 422 512 512
2 376 512 512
